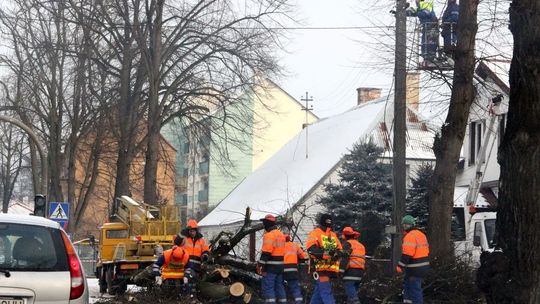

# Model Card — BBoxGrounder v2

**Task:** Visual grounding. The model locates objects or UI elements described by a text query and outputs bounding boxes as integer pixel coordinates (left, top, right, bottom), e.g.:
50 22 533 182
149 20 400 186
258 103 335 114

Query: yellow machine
95 196 180 295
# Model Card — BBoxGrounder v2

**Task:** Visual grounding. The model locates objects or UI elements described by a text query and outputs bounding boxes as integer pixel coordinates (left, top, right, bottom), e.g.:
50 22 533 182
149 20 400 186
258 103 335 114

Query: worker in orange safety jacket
283 234 308 304
152 234 191 290
340 226 366 304
396 215 430 304
306 213 342 304
257 214 287 303
180 219 210 277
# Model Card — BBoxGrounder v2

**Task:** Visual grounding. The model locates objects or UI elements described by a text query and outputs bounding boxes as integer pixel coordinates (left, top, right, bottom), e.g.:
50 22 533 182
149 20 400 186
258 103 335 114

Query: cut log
197 281 232 301
198 281 247 302
243 286 253 303
243 292 252 304
216 255 256 272
229 282 245 297
227 267 261 287
203 267 230 283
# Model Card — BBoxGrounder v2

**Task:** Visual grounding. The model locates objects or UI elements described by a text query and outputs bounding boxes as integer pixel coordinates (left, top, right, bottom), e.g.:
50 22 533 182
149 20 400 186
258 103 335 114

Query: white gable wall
455 68 509 187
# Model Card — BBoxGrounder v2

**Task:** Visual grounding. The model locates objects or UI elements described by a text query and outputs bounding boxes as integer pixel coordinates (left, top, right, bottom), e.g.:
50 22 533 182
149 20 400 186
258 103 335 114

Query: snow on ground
87 278 141 303
88 278 112 303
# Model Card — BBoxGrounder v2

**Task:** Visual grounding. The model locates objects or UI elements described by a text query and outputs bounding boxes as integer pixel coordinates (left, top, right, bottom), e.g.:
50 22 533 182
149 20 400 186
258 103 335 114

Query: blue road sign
49 202 69 230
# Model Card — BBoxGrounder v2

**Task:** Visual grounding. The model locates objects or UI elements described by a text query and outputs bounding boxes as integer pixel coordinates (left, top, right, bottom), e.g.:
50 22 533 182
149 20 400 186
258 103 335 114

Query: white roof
7 202 33 215
0 213 61 229
199 97 436 226
480 60 510 89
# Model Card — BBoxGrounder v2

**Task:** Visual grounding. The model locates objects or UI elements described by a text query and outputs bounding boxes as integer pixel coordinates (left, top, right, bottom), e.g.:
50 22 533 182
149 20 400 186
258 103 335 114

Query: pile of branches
352 249 484 303
111 208 281 303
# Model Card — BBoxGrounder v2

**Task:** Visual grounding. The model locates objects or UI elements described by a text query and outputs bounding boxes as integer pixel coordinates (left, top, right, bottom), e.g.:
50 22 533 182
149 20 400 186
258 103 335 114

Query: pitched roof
199 96 436 226
453 186 494 208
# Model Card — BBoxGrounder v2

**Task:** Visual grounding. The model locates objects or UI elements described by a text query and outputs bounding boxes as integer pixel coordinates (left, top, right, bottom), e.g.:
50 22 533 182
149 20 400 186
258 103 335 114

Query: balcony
198 189 209 202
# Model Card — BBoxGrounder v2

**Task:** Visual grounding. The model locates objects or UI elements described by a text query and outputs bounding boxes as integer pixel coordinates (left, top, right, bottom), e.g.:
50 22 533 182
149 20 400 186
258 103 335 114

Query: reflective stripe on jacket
258 228 286 273
283 241 308 280
184 237 209 271
340 239 366 281
306 227 342 277
161 247 189 279
398 228 430 278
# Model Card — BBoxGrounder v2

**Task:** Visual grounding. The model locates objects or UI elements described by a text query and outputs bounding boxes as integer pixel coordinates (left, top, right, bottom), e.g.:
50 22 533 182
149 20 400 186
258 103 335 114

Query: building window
498 114 506 145
469 122 476 165
202 153 209 162
469 120 484 166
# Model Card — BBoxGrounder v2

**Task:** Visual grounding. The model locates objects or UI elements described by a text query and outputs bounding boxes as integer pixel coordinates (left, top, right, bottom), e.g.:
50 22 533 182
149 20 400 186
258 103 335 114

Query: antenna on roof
301 92 314 159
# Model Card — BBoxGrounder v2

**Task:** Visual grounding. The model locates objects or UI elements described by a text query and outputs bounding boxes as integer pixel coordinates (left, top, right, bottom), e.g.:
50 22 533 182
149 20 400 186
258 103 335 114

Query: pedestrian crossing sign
49 202 69 229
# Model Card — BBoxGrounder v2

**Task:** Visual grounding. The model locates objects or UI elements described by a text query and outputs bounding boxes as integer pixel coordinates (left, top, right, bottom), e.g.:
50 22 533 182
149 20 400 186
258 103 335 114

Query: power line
0 15 394 30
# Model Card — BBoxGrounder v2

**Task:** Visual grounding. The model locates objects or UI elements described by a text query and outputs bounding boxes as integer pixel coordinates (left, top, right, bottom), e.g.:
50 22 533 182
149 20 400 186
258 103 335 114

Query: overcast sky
274 0 511 119
275 0 395 118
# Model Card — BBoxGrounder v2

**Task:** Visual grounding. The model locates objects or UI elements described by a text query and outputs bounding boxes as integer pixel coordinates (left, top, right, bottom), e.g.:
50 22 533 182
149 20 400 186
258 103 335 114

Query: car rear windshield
0 223 68 271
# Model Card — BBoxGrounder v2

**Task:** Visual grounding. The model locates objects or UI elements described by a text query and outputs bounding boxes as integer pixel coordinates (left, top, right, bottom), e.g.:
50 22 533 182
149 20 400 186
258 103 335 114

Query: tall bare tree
134 0 291 204
1 0 109 230
426 0 480 260
0 123 26 212
492 0 540 302
0 0 73 202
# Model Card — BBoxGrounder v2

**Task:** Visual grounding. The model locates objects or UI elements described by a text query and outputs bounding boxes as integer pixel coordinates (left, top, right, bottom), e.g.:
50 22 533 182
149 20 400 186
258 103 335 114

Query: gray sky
275 0 511 119
276 0 395 118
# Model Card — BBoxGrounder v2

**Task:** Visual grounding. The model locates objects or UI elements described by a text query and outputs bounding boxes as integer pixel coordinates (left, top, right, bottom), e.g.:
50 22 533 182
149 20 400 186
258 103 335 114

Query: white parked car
0 213 89 304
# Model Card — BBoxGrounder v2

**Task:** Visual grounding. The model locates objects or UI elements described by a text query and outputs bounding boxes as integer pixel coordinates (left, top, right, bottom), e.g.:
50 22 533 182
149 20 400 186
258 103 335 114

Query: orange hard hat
260 214 277 222
187 219 198 229
342 226 361 238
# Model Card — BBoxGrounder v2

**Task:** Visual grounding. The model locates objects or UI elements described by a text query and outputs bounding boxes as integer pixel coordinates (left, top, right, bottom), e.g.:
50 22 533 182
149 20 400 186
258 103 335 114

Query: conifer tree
317 141 393 254
405 164 433 229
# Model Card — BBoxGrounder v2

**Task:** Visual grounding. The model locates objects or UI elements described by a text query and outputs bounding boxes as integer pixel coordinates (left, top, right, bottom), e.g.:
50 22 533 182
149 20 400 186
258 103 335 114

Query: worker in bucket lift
306 213 342 304
340 227 366 304
406 0 438 61
283 234 309 304
442 0 459 55
256 214 287 303
152 234 191 292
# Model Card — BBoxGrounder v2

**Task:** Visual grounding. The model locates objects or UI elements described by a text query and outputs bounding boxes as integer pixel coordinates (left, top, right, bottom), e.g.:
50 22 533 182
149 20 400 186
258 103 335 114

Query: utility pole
301 92 313 159
392 0 407 270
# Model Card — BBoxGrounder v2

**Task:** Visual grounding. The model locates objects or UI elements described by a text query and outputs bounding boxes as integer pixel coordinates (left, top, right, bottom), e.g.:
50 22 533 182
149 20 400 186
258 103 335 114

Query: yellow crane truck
96 196 180 295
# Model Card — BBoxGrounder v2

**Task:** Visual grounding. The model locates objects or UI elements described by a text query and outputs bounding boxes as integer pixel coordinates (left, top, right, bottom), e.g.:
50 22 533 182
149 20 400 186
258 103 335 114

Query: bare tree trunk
0 127 25 213
427 0 479 261
73 129 104 227
112 48 138 211
492 0 540 302
142 0 164 205
67 27 89 232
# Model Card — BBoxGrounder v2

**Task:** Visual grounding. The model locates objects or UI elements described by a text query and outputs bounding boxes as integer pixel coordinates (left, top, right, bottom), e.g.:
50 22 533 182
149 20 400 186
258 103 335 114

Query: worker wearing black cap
306 213 342 304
